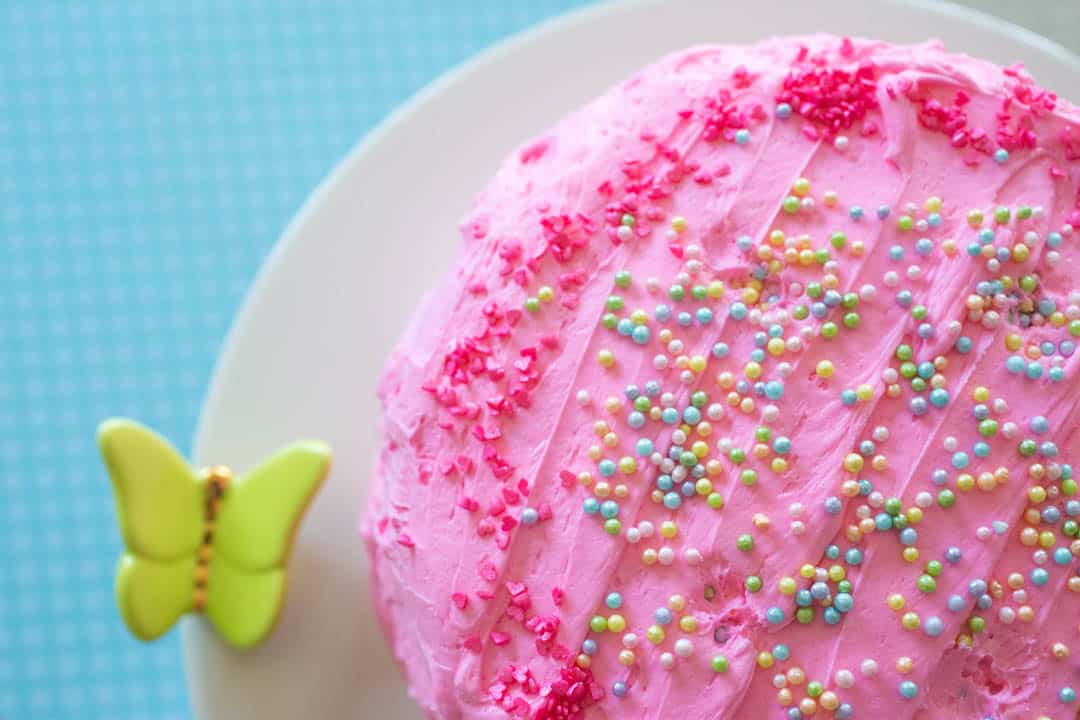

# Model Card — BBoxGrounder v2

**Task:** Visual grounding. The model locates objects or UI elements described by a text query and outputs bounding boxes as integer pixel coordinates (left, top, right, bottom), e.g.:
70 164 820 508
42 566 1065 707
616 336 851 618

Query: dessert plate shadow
185 1 1078 717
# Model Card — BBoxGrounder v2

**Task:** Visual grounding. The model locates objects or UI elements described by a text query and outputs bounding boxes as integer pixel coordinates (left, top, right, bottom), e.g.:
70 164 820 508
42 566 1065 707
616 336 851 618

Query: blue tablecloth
0 3 582 718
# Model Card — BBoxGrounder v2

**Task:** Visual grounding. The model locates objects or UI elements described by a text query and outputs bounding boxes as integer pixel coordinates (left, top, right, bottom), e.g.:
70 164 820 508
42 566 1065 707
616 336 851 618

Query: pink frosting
364 36 1080 720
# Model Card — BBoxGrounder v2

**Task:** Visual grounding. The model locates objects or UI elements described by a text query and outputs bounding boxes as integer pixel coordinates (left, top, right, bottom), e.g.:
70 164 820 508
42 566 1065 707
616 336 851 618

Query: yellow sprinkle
925 196 943 213
577 471 593 487
843 454 864 473
597 349 615 368
906 507 923 524
856 384 874 401
902 547 919 563
671 216 687 232
771 458 788 474
707 280 725 298
757 652 775 669
767 338 786 356
679 616 697 633
630 309 649 325
942 238 957 256
1028 486 1047 503
792 178 811 196
646 625 665 643
618 457 637 474
744 361 762 379
537 286 554 303
887 593 906 611
973 386 989 402
692 440 709 458
800 564 816 579
896 656 914 674
689 355 707 373
778 577 797 595
823 190 839 207
576 653 592 669
1005 333 1022 351
828 565 845 582
742 287 760 304
668 594 686 612
660 521 678 539
607 614 626 633
816 360 835 378
901 612 920 630
769 230 786 246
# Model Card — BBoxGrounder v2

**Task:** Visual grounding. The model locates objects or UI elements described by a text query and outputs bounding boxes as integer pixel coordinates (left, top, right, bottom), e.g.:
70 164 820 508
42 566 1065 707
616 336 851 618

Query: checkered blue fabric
0 2 582 718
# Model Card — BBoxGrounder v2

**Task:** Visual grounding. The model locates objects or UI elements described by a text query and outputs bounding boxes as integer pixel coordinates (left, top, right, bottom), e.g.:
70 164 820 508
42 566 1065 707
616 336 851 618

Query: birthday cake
363 36 1080 719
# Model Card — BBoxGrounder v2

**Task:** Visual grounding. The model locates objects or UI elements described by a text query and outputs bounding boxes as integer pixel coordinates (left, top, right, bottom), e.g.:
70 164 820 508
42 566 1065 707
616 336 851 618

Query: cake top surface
366 35 1080 720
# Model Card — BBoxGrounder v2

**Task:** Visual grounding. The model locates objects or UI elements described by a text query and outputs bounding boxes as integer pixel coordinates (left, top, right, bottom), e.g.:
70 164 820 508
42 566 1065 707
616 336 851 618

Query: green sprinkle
729 448 746 465
707 492 724 509
1018 439 1038 457
590 615 608 633
994 206 1010 225
755 426 772 443
978 419 999 438
897 215 914 231
602 313 618 329
603 519 621 536
911 305 927 321
807 283 823 299
820 322 839 339
842 292 859 309
711 655 729 673
807 681 824 698
668 285 685 302
795 607 815 624
793 304 810 320
937 489 956 508
925 560 943 577
917 575 937 593
691 391 708 408
620 213 635 227
524 297 541 313
606 295 624 311
896 344 913 361
740 469 758 486
633 396 651 412
745 575 762 592
691 285 707 301
884 497 903 515
843 312 860 329
736 534 754 552
614 270 632 288
968 615 985 633
830 232 848 250
782 196 800 214
1017 205 1032 220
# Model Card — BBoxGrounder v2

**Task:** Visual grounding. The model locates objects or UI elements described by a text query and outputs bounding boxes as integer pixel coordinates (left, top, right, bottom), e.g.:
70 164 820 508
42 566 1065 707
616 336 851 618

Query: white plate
184 1 1079 717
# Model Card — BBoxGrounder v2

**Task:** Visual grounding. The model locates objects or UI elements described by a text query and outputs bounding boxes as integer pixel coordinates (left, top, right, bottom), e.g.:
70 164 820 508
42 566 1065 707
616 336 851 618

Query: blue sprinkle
735 129 751 145
947 594 966 612
973 441 990 458
712 342 730 358
776 102 793 119
889 245 904 261
824 496 843 514
736 235 753 252
680 481 696 497
841 390 858 406
823 606 841 625
849 206 864 221
677 311 693 327
612 681 628 698
899 680 918 699
655 304 672 321
521 508 539 525
930 388 949 408
1049 366 1064 383
683 406 702 424
976 594 993 610
583 498 601 515
836 704 853 720
663 492 681 510
834 593 854 612
1026 362 1044 380
600 500 619 519
696 307 714 325
635 438 653 456
945 547 962 563
896 290 913 307
899 528 918 546
644 381 661 397
795 589 813 607
654 607 672 625
955 336 973 353
1047 231 1063 248
656 475 673 491
993 148 1009 164
968 579 987 597
910 397 928 416
1005 356 1026 374
1031 568 1049 586
582 639 598 655
772 644 791 661
617 318 634 336
605 592 623 609
631 325 650 344
915 238 934 255
766 607 785 624
877 205 891 219
923 616 944 637
932 469 949 485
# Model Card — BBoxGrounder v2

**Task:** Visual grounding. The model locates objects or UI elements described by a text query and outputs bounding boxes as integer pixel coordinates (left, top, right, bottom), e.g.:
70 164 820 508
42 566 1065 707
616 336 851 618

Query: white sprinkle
660 652 676 670
976 526 992 541
861 659 878 676
626 528 641 544
658 547 675 565
835 669 855 688
674 639 694 657
622 633 639 649
576 390 591 406
638 521 655 538
915 492 933 508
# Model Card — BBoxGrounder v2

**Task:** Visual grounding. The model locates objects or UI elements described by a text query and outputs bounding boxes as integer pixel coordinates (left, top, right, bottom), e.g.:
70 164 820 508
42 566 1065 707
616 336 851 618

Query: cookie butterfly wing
207 441 330 647
97 419 205 640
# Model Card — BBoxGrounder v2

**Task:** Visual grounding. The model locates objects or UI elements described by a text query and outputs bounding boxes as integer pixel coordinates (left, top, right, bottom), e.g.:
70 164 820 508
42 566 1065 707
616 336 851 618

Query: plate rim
186 0 1080 715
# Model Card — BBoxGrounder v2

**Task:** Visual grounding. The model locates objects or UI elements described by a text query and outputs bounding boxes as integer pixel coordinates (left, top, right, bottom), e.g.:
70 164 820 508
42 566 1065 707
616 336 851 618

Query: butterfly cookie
97 418 330 648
